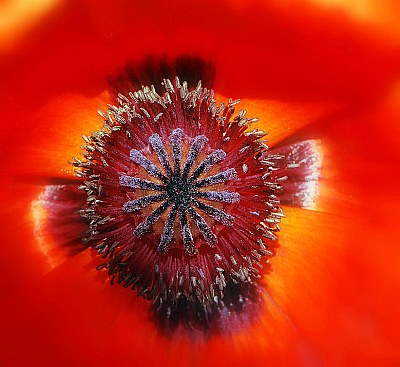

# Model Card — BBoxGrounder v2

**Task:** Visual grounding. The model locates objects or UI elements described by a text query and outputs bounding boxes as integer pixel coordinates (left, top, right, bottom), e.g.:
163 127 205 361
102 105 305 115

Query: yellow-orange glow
0 0 62 52
308 0 400 41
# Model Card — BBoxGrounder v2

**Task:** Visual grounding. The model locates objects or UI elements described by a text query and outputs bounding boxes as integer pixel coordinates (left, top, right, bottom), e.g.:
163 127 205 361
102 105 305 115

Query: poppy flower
1 0 400 366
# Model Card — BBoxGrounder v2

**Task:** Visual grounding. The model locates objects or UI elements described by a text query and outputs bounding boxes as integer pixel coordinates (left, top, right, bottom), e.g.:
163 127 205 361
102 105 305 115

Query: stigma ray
123 194 168 212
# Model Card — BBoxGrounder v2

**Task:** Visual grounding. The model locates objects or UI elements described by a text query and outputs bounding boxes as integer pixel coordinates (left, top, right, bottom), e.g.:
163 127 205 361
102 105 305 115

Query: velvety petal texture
1 0 400 366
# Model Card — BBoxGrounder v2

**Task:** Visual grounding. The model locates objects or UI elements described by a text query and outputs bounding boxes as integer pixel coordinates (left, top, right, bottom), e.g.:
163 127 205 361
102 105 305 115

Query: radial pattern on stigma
120 128 240 256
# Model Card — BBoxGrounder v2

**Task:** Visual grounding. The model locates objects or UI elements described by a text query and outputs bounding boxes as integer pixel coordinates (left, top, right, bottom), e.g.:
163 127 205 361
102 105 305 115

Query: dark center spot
166 175 192 209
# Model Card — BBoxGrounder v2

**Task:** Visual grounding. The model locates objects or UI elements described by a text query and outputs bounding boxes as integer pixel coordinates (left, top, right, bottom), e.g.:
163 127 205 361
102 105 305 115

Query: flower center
75 77 286 317
119 129 240 256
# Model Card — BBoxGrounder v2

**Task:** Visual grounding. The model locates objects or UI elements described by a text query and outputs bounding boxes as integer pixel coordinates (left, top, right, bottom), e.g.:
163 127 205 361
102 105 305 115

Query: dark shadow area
152 280 265 339
108 55 216 96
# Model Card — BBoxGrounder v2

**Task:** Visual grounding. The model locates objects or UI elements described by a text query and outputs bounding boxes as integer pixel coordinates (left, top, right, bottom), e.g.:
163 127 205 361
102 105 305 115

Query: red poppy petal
2 0 399 110
1 92 108 180
1 0 400 365
271 96 400 362
226 96 340 147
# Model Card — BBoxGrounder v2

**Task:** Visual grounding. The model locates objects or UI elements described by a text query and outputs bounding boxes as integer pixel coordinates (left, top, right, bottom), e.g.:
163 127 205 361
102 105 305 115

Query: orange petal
269 204 400 363
239 97 338 147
